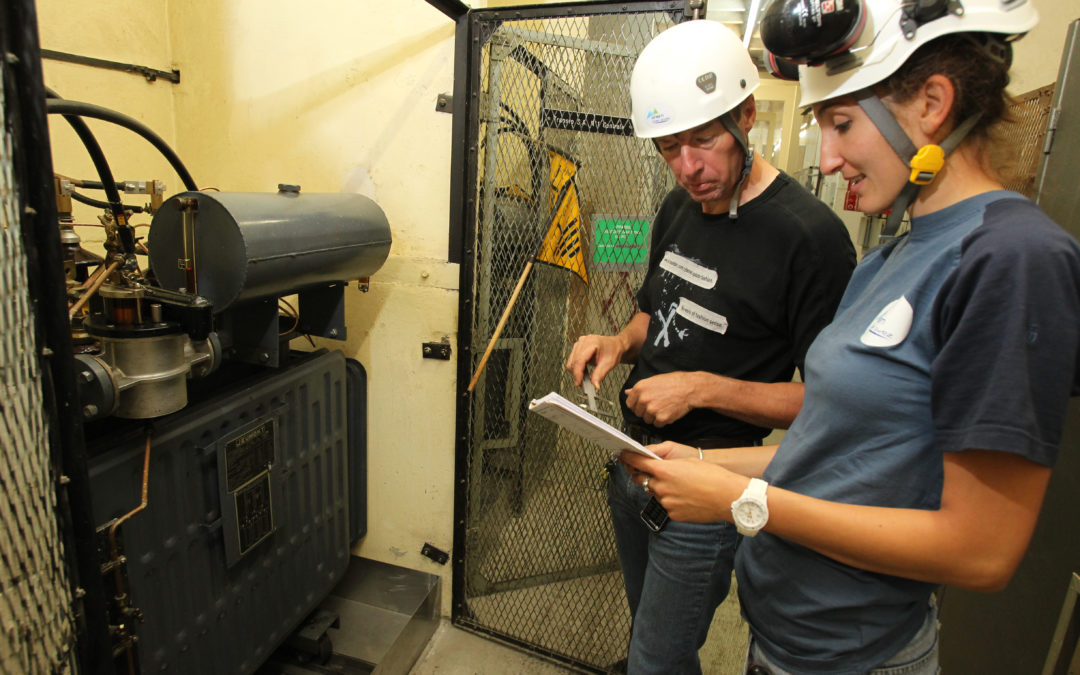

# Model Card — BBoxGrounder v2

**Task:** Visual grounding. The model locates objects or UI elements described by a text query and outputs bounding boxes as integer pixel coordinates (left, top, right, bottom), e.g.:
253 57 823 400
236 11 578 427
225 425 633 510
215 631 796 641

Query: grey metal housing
148 189 392 312
86 349 355 674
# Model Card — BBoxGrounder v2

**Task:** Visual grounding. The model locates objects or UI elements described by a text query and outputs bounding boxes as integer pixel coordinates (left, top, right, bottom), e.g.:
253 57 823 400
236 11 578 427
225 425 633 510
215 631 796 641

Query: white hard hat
759 0 1038 108
630 19 761 139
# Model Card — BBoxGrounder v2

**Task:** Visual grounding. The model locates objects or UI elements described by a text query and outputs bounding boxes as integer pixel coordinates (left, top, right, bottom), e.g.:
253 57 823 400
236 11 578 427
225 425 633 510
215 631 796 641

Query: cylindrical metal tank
148 188 391 312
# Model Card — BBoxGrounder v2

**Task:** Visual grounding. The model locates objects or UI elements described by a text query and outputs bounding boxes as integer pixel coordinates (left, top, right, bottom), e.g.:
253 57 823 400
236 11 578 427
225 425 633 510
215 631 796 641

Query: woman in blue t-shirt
621 1 1080 673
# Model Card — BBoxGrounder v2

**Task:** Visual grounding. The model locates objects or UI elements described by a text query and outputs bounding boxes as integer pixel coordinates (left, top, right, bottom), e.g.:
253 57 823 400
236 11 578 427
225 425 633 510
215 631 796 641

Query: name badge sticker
676 298 729 334
659 251 718 289
860 296 913 347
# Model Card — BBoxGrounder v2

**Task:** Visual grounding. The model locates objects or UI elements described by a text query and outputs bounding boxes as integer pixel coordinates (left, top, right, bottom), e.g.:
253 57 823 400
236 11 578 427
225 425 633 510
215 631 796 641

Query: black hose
45 90 127 225
45 99 198 191
70 189 144 213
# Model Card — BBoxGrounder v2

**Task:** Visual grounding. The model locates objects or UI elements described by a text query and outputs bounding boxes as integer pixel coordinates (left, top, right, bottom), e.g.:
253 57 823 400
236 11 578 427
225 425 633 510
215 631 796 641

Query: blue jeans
746 597 940 675
608 461 738 675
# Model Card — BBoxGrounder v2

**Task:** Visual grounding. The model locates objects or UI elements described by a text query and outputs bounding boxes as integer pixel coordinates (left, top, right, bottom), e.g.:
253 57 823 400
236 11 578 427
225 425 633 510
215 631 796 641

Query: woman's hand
643 441 699 460
620 450 747 523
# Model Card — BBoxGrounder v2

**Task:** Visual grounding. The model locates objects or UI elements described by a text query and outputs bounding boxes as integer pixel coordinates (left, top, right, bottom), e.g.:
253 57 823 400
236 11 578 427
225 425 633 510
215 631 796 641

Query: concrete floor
259 560 749 674
409 621 577 674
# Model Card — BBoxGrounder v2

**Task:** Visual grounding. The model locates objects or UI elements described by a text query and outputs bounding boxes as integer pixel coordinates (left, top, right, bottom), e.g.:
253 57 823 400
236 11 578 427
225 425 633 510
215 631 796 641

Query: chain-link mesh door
455 4 681 670
0 52 77 673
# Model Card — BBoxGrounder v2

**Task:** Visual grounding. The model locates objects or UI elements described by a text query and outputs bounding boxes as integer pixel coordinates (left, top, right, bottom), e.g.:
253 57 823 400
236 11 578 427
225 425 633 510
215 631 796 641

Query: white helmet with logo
630 19 760 139
759 0 1038 108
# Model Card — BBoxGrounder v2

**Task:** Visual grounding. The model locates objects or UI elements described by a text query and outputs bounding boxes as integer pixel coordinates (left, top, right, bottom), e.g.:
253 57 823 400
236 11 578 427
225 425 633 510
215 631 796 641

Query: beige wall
165 4 462 612
31 0 1080 623
1013 1 1080 94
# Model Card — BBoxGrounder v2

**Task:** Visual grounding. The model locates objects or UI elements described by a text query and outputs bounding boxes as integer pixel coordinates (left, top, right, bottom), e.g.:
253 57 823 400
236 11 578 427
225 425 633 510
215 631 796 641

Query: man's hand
624 371 697 427
566 334 625 388
566 313 649 388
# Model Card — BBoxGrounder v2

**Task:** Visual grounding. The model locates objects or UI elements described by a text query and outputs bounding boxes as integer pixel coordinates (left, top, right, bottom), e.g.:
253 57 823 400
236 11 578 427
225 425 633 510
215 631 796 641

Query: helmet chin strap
719 112 754 219
854 89 981 235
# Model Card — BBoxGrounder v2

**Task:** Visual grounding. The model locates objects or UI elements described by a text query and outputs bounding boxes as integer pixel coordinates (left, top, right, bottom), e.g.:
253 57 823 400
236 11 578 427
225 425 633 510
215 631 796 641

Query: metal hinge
1043 107 1062 155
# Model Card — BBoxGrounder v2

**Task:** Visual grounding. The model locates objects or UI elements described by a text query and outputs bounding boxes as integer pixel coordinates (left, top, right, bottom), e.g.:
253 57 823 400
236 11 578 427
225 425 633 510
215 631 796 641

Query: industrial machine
12 74 389 672
64 170 391 422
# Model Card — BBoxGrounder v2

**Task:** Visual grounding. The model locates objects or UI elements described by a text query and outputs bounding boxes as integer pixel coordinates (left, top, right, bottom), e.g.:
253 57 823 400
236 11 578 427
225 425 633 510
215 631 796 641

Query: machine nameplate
224 421 275 492
235 472 274 555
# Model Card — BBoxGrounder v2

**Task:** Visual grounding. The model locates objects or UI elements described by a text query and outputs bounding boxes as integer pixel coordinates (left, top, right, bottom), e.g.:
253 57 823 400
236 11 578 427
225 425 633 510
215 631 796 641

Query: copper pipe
68 260 120 319
77 260 108 290
108 429 151 675
278 298 300 336
107 430 152 571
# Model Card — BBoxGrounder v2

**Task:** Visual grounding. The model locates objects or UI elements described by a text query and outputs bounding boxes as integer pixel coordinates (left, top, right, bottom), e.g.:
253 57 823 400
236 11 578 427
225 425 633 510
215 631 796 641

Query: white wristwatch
731 478 769 537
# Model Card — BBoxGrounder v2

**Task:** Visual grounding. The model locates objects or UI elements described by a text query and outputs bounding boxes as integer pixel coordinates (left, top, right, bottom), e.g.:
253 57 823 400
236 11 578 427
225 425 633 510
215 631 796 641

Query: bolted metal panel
0 50 77 674
454 3 682 670
84 350 351 674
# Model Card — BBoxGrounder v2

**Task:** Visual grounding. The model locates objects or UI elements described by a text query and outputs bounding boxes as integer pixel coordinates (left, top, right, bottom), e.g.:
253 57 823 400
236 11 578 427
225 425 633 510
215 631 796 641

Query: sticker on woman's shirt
659 251 718 289
676 298 728 334
861 296 913 347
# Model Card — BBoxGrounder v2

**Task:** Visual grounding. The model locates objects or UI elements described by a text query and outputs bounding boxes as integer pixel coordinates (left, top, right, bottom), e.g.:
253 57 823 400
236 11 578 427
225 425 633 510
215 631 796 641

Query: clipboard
528 391 662 460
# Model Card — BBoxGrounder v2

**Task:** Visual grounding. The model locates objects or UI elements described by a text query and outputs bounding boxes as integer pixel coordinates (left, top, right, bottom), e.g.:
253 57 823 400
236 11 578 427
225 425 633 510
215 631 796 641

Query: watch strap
744 477 768 500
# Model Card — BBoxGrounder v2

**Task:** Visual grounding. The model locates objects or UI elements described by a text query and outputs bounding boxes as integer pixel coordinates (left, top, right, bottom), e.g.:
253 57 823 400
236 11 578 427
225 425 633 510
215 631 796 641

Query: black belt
626 425 753 449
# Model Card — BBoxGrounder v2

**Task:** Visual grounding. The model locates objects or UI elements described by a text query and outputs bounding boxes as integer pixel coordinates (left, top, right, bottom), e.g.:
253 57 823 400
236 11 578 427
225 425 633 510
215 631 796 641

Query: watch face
735 501 767 528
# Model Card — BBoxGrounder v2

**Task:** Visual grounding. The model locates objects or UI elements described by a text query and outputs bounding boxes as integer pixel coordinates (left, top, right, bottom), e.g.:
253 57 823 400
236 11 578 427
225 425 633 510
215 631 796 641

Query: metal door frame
448 2 687 669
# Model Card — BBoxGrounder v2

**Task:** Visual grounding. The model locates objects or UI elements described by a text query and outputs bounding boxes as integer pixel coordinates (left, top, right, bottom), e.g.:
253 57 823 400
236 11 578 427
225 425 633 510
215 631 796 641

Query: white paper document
528 392 662 460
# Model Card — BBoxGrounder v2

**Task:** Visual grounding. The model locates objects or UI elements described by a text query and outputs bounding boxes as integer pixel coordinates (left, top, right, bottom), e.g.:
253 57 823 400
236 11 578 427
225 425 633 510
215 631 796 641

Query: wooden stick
467 260 533 392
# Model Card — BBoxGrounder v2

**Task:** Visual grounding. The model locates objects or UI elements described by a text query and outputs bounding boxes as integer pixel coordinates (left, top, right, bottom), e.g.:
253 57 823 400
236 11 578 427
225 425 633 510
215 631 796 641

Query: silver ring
642 475 651 494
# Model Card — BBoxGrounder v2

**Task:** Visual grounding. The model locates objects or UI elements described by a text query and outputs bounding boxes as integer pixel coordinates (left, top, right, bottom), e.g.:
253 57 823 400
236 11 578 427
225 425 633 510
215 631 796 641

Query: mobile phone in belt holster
605 454 670 532
639 496 669 532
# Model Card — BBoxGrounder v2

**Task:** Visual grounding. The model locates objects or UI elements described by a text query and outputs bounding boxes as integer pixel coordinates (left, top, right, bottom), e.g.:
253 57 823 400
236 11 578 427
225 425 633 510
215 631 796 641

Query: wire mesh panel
0 62 76 673
455 3 682 670
1001 83 1055 199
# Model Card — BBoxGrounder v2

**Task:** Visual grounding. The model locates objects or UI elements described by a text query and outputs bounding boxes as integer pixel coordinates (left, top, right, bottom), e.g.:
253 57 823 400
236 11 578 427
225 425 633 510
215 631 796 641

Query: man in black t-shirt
565 20 855 675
